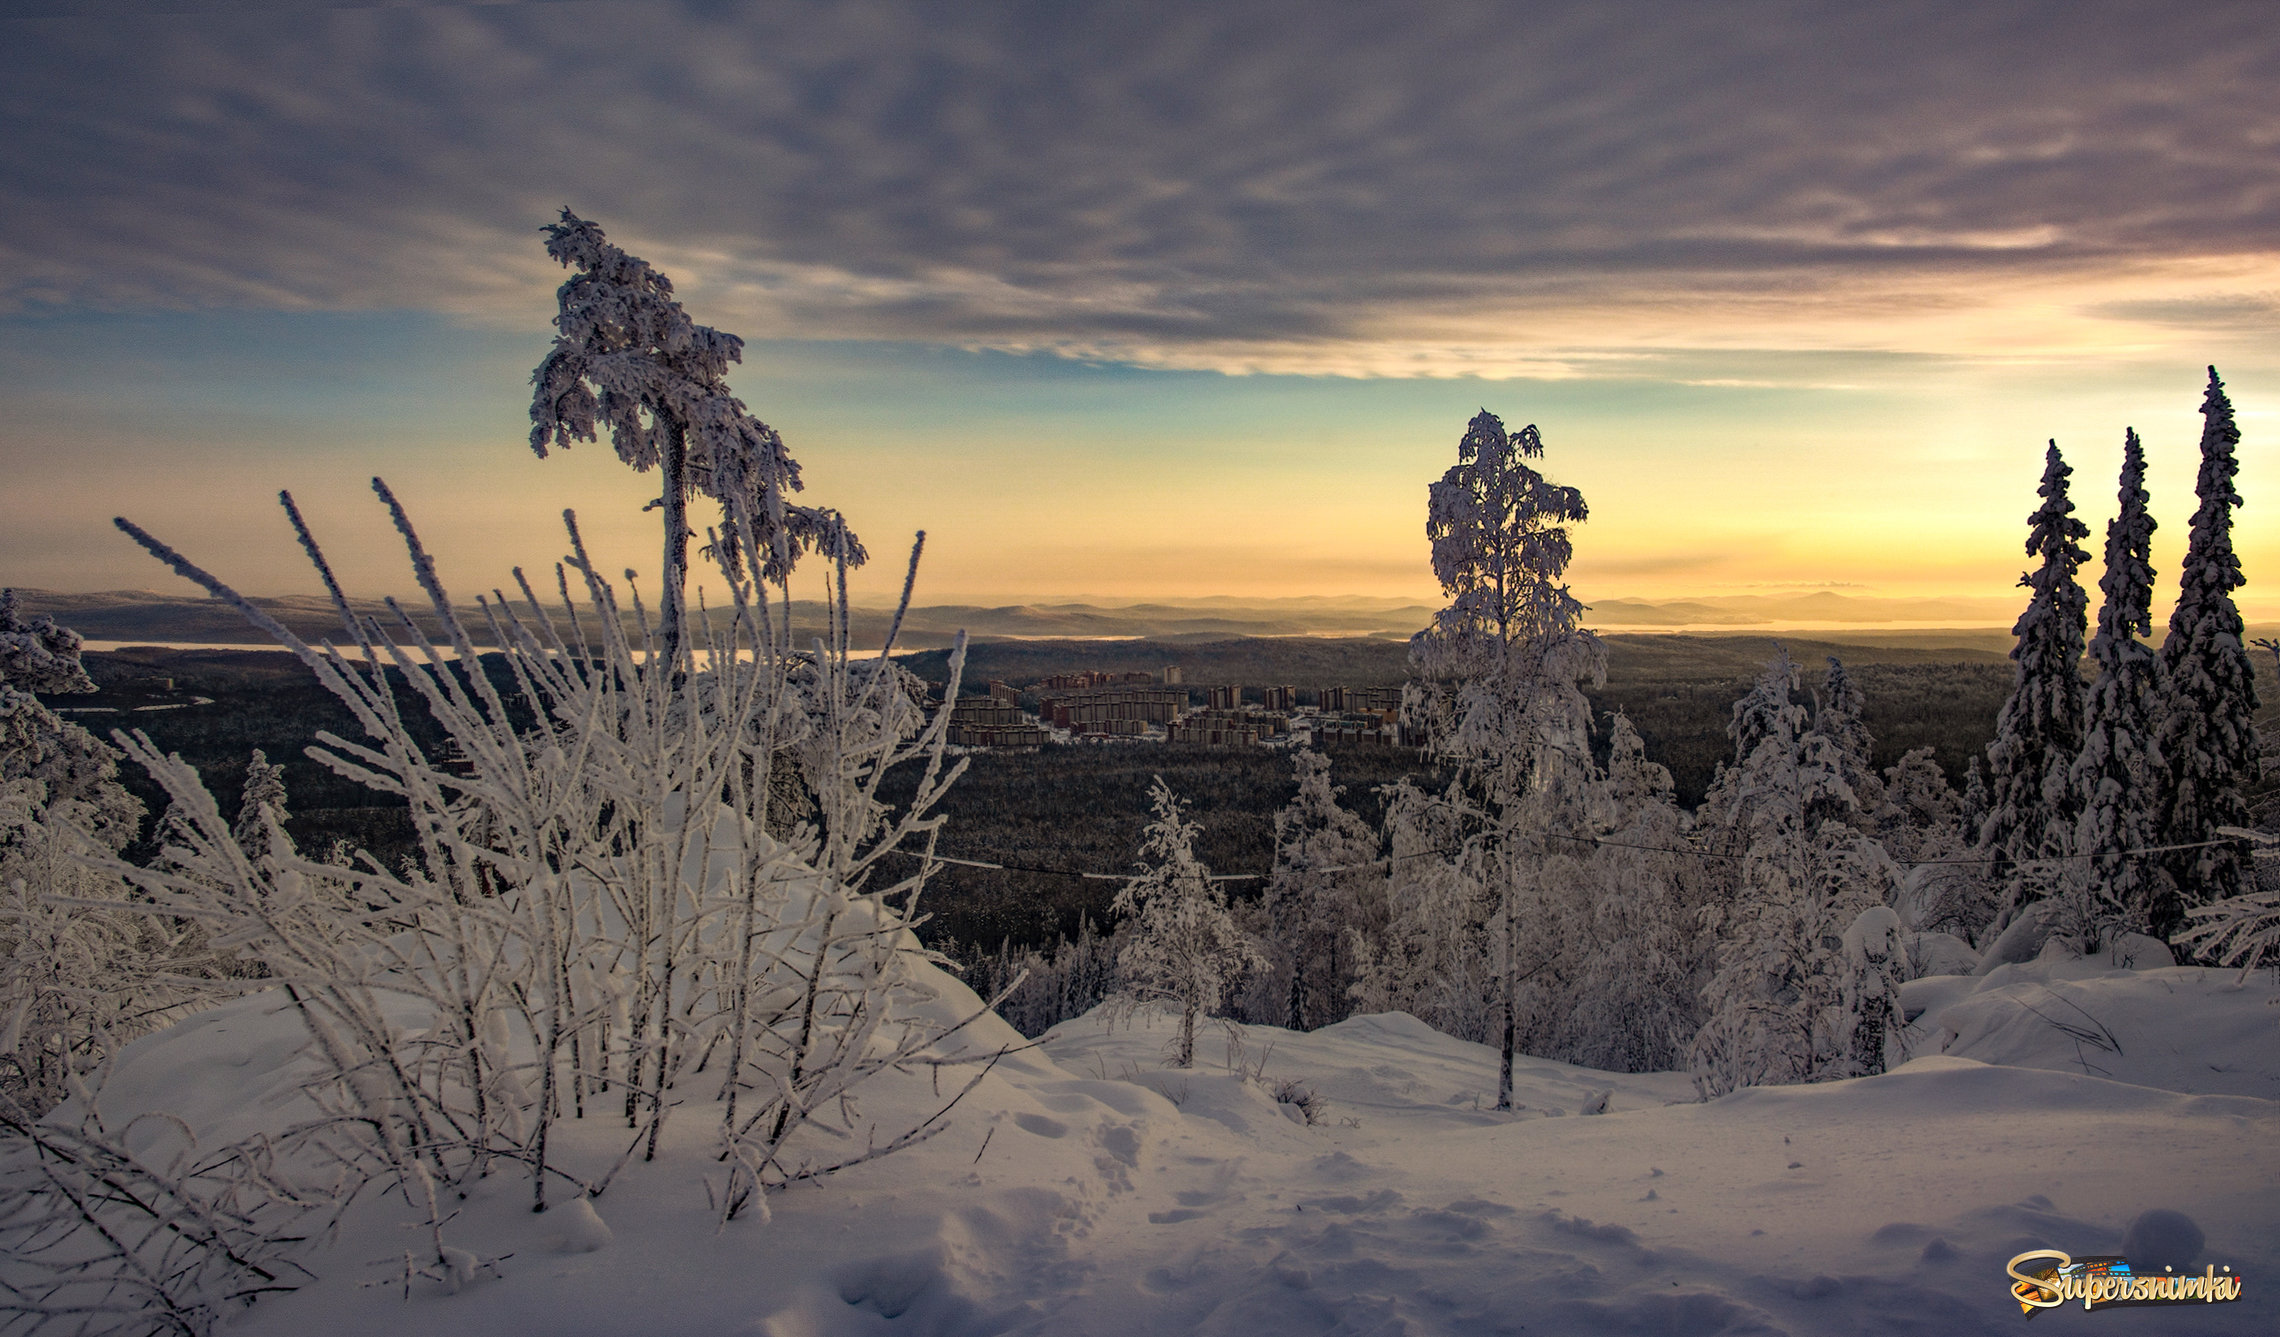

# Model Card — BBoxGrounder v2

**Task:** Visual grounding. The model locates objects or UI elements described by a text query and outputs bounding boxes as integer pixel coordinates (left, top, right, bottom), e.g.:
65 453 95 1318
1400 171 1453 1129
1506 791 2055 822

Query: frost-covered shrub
101 490 990 1229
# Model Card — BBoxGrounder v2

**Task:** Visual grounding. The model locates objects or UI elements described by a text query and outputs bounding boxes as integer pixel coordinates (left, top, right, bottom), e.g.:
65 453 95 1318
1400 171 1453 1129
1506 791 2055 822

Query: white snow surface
77 956 2280 1336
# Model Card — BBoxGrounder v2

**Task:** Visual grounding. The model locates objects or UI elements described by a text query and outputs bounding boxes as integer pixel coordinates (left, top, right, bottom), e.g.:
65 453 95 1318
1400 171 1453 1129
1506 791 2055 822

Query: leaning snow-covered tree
1111 777 1261 1068
2071 428 2168 937
1408 409 1601 1111
2155 368 2260 935
530 210 862 670
1980 441 2090 920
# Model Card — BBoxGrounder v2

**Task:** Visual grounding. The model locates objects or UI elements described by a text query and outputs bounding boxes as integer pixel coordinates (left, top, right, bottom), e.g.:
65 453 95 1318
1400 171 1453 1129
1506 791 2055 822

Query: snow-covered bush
101 486 989 1227
0 462 998 1335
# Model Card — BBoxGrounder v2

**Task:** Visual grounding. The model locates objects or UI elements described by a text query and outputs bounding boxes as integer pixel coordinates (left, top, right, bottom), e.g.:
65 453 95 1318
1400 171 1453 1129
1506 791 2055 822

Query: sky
1 0 2276 616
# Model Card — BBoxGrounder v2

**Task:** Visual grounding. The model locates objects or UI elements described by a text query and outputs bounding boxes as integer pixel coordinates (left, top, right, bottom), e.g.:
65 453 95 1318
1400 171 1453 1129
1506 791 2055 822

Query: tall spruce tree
2154 367 2259 933
2070 429 2166 933
1980 441 2090 917
1815 656 1878 817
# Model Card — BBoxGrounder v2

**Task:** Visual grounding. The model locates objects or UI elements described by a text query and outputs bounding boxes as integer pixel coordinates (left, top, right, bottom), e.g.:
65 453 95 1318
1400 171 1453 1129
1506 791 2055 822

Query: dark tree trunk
658 415 690 675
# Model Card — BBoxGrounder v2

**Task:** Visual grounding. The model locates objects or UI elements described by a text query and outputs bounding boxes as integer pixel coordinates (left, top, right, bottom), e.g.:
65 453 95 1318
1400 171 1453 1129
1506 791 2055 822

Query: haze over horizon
3 1 2275 617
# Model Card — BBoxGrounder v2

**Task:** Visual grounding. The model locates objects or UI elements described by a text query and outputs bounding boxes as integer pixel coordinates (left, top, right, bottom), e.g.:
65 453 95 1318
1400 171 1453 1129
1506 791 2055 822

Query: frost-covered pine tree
231 748 292 867
1980 441 2090 918
1959 755 1989 845
2154 368 2260 935
1112 777 1261 1067
530 211 860 670
2070 429 2168 935
1262 750 1378 1031
1815 657 1879 810
1408 409 1600 1110
1690 653 1881 1097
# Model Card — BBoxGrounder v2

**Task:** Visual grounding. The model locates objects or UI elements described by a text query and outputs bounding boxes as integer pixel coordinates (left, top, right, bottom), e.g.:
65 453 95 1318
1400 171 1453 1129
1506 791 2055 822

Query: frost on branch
14 477 997 1327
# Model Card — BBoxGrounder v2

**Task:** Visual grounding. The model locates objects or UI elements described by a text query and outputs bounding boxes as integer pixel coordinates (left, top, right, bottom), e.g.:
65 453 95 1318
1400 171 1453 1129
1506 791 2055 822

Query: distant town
938 666 1418 750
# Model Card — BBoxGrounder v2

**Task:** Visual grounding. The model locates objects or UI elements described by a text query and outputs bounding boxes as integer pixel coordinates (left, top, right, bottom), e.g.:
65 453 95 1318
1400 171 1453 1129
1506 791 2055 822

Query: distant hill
1587 591 2020 627
19 587 2268 663
9 589 1437 648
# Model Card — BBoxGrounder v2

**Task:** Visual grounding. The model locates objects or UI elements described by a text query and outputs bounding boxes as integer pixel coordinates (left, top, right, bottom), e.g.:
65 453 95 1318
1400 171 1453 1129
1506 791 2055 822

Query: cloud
3 0 2277 374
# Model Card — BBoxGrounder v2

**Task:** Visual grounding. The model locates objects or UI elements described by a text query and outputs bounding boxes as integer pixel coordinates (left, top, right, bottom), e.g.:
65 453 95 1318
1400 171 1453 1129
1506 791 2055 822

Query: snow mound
1906 959 2280 1098
36 956 2280 1337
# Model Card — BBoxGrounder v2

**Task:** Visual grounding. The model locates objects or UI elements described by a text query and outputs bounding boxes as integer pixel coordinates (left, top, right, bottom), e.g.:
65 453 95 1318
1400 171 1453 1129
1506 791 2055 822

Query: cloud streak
2 0 2275 376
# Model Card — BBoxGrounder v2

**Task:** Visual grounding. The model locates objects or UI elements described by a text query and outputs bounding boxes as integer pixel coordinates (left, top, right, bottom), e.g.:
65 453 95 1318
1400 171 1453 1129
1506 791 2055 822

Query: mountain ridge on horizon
8 586 2091 648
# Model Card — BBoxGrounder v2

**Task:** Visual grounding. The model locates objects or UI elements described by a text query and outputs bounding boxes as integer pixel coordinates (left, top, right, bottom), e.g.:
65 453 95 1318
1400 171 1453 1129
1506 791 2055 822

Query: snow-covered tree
2071 428 2168 935
1837 905 1907 1077
2155 368 2260 935
1690 654 1882 1097
231 748 292 867
1980 441 2090 917
0 601 187 1117
1112 777 1261 1067
1408 408 1601 1110
1346 777 1496 1042
1260 750 1378 1031
1959 755 1989 847
1877 746 1987 946
1815 656 1879 810
1555 712 1707 1072
530 211 861 670
0 591 142 852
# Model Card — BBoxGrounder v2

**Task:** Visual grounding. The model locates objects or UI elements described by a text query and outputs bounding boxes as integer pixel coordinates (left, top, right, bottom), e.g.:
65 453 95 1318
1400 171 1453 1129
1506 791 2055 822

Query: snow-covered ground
78 954 2280 1336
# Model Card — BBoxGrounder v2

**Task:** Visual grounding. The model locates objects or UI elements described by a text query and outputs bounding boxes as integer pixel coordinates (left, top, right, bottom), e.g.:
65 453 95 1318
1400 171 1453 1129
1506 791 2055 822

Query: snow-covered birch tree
1980 441 2090 920
2155 368 2260 936
1408 409 1600 1111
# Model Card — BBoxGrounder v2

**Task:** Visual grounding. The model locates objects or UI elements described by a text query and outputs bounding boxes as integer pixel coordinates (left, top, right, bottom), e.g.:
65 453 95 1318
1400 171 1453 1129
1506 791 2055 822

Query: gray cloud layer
4 0 2275 369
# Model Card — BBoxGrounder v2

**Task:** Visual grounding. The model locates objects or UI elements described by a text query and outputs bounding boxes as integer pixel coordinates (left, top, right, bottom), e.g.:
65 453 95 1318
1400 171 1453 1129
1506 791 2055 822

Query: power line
889 830 2252 885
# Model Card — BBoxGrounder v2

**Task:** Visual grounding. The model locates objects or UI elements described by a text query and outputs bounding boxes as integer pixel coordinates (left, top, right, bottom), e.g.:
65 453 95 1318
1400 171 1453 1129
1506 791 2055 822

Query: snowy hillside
71 953 2277 1337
